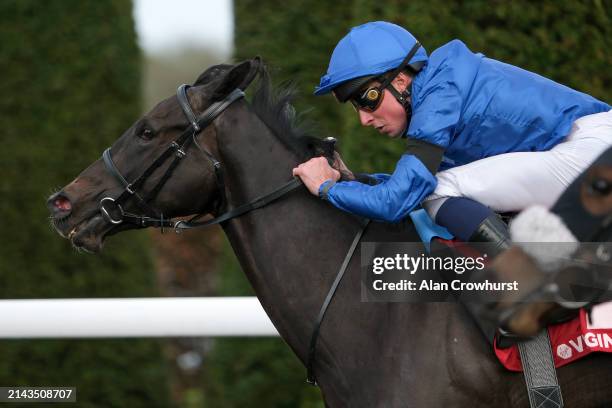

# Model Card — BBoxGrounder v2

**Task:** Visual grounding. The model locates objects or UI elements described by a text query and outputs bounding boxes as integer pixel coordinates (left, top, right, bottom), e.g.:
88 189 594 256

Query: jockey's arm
306 154 438 223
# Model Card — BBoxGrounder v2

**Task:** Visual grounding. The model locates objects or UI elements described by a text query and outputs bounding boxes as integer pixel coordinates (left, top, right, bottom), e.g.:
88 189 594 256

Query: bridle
98 82 369 388
99 84 303 231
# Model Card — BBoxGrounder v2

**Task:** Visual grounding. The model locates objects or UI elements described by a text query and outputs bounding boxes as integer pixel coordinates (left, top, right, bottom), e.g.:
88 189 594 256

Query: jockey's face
355 73 411 138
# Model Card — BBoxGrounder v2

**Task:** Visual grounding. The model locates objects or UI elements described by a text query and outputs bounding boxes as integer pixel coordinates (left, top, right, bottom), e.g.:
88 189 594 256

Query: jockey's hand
332 151 355 180
292 156 341 196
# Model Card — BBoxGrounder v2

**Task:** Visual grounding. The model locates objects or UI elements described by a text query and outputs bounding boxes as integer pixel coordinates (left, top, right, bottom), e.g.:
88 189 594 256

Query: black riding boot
468 213 511 255
457 214 522 346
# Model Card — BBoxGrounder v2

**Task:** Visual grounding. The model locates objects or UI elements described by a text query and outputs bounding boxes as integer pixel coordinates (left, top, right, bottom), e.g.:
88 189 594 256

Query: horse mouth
54 213 118 253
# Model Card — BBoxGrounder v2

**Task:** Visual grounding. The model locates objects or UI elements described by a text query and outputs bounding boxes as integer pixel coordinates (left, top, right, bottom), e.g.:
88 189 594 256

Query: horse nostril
47 192 72 216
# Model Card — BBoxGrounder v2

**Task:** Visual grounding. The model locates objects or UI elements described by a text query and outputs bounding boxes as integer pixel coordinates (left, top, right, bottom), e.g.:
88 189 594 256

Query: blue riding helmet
314 21 429 97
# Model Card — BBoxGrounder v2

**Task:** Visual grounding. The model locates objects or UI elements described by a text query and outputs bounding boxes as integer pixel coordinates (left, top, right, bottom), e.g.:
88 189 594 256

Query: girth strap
518 330 564 408
306 217 370 386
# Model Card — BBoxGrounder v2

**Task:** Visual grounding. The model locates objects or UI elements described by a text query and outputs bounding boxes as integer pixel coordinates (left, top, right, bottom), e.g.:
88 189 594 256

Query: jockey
293 21 612 341
293 21 611 251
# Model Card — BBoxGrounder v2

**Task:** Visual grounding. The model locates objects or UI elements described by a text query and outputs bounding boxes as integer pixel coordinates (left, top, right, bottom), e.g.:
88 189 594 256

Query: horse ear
237 56 261 90
210 57 262 101
193 64 234 87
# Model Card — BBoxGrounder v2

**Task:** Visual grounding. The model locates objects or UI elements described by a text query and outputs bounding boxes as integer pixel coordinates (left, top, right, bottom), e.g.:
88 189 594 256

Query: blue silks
319 39 609 223
322 154 437 223
408 40 610 169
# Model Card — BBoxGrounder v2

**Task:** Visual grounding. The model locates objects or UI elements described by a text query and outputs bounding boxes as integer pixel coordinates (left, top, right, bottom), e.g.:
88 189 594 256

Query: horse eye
138 128 154 140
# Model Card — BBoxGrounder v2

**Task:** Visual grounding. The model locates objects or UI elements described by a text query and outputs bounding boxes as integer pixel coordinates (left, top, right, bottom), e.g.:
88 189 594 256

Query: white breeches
423 110 612 217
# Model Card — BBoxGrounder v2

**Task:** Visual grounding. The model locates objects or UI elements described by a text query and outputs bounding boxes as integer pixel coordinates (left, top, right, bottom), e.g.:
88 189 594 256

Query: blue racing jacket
322 40 610 223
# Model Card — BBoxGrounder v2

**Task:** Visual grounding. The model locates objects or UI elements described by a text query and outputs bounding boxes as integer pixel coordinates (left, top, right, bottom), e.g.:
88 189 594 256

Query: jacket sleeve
321 154 437 223
369 173 391 182
353 173 390 184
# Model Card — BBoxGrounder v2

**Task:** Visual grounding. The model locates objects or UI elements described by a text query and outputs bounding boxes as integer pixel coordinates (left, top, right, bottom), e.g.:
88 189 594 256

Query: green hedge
0 1 170 406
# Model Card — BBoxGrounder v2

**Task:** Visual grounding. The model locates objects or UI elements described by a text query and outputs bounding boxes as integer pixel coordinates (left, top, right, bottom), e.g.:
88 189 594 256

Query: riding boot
456 214 523 346
467 213 511 256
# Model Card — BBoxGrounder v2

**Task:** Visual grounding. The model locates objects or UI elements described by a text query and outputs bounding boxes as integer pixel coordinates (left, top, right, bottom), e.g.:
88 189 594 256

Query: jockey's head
315 21 428 138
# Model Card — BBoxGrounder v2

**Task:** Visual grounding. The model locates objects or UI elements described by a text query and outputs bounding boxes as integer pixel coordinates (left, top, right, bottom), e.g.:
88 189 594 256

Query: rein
99 82 369 388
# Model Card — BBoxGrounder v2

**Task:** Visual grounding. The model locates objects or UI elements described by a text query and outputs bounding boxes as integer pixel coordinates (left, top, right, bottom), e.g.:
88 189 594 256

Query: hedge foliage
0 1 170 406
210 0 611 406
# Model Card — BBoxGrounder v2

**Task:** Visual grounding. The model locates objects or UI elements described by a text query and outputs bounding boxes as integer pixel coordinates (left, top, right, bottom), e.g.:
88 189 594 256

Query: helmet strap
377 41 421 138
386 83 413 138
386 84 412 111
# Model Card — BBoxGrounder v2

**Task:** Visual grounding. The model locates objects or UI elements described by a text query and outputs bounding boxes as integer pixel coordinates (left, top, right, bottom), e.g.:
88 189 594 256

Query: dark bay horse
47 58 612 407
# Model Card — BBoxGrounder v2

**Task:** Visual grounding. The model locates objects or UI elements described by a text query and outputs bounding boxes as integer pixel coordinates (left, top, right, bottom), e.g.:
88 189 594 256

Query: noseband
100 84 303 232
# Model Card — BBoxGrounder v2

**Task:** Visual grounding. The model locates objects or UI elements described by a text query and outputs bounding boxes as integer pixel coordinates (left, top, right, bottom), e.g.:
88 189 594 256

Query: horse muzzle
47 191 73 221
47 190 121 252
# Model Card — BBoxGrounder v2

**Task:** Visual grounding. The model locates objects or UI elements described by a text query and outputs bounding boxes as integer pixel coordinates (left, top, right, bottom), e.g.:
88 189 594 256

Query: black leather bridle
99 84 303 231
99 83 369 387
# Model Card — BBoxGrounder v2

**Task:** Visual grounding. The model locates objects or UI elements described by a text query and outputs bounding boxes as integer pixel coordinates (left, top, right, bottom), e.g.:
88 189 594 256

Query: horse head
46 58 266 252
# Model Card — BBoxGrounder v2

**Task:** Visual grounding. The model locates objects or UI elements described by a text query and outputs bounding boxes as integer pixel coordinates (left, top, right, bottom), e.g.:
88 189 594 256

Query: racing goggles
347 40 422 113
349 85 385 112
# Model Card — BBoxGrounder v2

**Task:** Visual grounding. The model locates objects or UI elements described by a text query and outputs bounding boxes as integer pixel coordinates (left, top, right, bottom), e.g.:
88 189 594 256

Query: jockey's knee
422 197 448 220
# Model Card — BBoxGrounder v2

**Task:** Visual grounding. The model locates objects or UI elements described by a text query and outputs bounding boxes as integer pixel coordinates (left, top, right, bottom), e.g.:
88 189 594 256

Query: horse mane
250 65 332 162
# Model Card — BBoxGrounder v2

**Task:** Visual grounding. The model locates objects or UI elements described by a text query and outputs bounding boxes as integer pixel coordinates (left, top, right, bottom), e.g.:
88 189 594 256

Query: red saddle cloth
494 303 612 371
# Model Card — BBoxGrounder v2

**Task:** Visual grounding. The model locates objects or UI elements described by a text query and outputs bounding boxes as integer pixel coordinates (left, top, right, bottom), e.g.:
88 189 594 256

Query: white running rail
0 297 279 338
1 297 609 339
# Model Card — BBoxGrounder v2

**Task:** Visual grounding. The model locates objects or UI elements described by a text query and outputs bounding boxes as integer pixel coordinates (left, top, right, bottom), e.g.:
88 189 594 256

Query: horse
47 58 612 407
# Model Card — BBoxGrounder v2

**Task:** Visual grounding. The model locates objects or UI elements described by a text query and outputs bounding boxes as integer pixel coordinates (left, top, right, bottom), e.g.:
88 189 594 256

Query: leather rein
99 82 369 387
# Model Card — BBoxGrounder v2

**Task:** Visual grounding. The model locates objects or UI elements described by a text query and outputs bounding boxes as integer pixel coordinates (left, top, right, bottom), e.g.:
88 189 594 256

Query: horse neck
210 105 511 404
215 103 360 361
